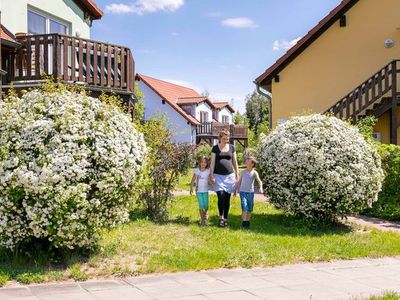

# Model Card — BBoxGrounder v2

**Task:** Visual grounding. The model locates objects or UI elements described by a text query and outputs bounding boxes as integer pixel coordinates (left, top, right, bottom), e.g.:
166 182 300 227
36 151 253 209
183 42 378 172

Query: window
28 11 46 34
200 111 209 123
222 115 229 124
28 9 68 35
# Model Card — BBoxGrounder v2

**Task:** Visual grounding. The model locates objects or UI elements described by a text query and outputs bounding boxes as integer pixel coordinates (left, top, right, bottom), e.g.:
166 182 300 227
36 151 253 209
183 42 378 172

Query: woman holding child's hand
209 129 239 227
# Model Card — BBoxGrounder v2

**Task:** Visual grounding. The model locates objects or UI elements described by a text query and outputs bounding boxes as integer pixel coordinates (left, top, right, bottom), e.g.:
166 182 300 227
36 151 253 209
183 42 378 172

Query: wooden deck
2 33 135 95
196 122 248 147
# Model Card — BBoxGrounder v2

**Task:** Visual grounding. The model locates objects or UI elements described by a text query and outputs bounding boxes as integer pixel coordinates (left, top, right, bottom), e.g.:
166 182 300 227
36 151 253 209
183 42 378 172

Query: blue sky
92 0 341 113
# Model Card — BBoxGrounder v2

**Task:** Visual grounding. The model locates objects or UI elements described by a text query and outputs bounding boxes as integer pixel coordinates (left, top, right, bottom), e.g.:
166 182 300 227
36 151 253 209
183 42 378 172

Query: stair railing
325 60 400 123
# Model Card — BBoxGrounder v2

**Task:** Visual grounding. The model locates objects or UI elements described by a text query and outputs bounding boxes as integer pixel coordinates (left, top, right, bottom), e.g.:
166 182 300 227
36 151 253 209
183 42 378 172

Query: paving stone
140 285 202 298
247 286 298 299
205 290 263 300
29 283 83 296
285 282 346 299
188 281 240 294
166 295 209 300
90 286 150 300
38 292 96 300
80 280 127 291
125 276 182 288
167 272 216 284
217 275 278 289
0 287 34 299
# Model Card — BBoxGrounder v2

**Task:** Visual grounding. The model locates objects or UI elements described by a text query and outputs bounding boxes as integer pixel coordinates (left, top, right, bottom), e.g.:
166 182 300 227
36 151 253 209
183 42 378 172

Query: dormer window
28 8 69 35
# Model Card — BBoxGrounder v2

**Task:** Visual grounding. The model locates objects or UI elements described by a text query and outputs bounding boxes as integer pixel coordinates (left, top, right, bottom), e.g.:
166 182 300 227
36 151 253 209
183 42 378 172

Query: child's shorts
196 192 209 210
240 192 254 212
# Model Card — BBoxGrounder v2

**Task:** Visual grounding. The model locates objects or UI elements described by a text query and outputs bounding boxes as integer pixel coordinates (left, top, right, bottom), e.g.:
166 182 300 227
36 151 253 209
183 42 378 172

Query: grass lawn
366 292 400 300
1 195 400 286
176 168 194 190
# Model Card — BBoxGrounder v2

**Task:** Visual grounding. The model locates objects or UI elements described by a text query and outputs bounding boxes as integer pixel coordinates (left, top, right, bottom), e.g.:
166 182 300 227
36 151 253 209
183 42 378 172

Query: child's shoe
200 219 206 227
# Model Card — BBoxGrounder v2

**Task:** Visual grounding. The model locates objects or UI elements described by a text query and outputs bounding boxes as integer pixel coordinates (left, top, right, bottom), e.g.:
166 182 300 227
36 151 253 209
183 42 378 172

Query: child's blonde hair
198 156 209 169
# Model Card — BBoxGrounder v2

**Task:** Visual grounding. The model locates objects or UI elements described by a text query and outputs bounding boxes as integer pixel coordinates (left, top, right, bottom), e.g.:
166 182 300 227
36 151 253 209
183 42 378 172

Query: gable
255 0 359 90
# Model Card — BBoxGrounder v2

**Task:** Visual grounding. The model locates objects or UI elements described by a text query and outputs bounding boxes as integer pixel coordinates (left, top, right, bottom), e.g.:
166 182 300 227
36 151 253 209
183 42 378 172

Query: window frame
28 7 70 35
222 115 230 124
200 111 209 123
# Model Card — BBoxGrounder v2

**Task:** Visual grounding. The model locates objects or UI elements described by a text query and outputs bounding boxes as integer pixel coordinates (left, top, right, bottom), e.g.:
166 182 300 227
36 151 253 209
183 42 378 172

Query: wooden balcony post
390 60 398 144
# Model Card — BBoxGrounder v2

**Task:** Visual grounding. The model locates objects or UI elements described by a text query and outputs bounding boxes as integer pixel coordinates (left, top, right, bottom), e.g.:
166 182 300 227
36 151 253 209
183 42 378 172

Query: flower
258 114 384 222
0 89 147 249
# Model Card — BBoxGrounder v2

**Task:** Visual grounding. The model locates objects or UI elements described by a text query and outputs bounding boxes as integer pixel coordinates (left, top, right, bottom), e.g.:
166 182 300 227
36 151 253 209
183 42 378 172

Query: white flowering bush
0 88 146 249
258 114 384 222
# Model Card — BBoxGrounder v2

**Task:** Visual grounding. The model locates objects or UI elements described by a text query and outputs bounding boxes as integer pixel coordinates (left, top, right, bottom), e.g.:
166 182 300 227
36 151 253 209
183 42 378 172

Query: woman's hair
219 129 230 141
198 156 209 168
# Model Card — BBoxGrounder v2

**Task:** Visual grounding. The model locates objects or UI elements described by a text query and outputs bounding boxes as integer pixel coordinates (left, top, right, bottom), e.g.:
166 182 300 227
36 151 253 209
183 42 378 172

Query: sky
91 0 342 113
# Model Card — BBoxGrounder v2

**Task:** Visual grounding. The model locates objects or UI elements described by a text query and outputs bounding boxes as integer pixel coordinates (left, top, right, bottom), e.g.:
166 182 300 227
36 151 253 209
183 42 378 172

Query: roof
136 74 200 125
255 0 359 89
213 102 235 113
176 96 209 104
0 25 20 48
176 96 216 109
73 0 103 20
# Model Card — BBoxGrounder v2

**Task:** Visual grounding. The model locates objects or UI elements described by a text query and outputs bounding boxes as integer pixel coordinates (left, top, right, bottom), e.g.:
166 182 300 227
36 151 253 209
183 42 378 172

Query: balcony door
28 9 69 35
200 111 209 123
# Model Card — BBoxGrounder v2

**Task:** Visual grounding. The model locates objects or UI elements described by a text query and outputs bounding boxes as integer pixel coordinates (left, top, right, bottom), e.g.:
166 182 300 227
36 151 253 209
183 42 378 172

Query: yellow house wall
270 0 400 144
374 107 400 144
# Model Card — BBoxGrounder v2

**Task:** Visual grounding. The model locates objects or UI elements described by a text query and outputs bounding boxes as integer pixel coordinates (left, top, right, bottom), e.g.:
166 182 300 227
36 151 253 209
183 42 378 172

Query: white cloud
272 37 301 51
221 17 257 29
171 32 179 36
105 0 184 15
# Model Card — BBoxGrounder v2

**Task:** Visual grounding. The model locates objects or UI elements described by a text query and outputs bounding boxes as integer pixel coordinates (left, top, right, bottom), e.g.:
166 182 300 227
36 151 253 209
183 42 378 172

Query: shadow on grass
0 239 92 284
206 213 353 236
129 207 353 236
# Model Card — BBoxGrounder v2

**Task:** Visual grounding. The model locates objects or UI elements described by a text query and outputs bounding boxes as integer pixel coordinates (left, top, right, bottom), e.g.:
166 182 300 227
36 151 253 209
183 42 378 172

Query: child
235 156 263 229
190 156 210 227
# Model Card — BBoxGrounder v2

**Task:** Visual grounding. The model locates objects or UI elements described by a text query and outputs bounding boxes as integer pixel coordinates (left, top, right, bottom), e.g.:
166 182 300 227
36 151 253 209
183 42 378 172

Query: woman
209 129 239 227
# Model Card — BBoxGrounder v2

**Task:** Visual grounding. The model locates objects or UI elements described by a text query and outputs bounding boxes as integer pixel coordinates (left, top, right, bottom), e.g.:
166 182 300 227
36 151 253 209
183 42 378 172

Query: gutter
256 84 273 130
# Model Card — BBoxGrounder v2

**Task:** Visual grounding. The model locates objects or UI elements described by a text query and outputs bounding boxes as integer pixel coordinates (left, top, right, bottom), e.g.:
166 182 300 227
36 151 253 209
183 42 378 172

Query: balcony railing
4 33 134 93
196 122 248 139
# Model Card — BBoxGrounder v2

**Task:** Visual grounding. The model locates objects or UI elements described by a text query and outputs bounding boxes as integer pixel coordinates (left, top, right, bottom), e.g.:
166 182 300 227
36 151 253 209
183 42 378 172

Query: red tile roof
136 74 200 125
1 25 14 42
73 0 103 20
176 96 208 104
0 25 19 47
213 102 235 113
255 0 359 89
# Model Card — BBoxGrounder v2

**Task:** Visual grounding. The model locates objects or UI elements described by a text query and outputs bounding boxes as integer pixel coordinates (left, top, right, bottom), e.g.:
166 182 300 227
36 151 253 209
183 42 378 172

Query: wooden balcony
196 122 248 146
2 33 135 95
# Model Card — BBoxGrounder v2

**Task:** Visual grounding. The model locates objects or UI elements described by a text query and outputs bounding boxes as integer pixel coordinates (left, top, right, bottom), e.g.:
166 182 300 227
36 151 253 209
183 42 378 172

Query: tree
245 90 269 134
233 112 245 125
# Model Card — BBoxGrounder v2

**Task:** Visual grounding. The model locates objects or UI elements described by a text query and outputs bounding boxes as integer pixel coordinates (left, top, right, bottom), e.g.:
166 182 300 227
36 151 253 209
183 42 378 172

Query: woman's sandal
218 219 225 227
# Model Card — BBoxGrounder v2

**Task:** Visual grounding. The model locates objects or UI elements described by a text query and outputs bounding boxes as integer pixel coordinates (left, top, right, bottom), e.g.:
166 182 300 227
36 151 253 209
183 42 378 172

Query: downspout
256 84 273 130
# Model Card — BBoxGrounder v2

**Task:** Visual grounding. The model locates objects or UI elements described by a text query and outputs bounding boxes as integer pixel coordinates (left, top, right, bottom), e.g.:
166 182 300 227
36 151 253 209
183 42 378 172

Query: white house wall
195 102 213 122
0 0 91 38
219 107 233 124
138 81 194 144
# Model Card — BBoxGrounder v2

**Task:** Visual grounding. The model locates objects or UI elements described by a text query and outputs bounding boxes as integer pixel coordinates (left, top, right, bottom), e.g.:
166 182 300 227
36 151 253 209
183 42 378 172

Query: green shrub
136 117 194 221
364 143 400 220
258 114 384 223
194 143 212 162
0 85 147 250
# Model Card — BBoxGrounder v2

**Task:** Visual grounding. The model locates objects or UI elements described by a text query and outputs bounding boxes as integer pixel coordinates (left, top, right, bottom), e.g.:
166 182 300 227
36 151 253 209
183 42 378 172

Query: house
136 74 248 146
255 0 400 145
0 0 135 114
